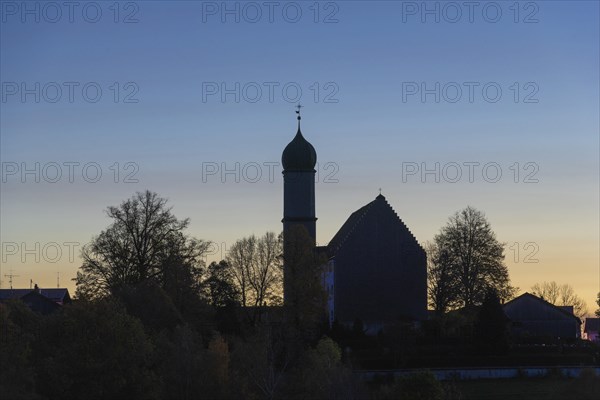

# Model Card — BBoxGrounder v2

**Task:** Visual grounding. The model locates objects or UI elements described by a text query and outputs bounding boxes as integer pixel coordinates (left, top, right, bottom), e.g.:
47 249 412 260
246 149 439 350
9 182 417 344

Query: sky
1 1 598 312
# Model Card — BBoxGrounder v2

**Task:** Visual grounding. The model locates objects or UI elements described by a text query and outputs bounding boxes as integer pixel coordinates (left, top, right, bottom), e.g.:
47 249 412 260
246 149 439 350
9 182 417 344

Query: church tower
281 108 317 240
282 108 317 303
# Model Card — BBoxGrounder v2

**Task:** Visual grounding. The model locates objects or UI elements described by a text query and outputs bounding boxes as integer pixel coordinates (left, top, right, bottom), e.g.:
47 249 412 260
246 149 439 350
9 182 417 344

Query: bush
375 371 444 400
35 300 158 400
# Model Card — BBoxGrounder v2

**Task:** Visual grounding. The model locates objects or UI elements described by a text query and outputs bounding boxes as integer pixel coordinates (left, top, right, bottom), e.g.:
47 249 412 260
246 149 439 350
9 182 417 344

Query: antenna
3 270 20 289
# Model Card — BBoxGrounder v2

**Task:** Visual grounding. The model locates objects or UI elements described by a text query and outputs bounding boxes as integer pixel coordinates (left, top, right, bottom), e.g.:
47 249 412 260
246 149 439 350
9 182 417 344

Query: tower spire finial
295 104 303 130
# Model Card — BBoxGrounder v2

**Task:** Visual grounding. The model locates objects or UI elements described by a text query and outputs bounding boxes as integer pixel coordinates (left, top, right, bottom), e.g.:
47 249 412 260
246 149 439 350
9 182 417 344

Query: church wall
333 201 427 325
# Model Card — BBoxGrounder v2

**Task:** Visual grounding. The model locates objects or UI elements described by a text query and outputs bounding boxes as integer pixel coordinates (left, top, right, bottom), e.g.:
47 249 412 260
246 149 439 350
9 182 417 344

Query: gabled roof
503 292 581 324
21 291 62 314
0 289 32 300
327 194 421 256
558 306 574 315
327 202 373 254
0 288 71 303
38 288 71 303
585 318 600 333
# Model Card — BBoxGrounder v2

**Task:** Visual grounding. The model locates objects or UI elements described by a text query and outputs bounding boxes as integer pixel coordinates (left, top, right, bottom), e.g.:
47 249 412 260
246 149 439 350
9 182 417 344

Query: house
0 285 71 315
584 318 600 342
503 292 581 340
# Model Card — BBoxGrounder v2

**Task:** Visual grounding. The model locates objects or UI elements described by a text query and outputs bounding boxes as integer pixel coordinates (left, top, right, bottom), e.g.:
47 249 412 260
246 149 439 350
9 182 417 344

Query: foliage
229 326 290 400
154 325 229 400
288 336 365 399
375 371 444 400
35 299 158 400
426 240 459 314
205 260 240 307
0 301 42 400
432 206 516 308
474 289 510 356
114 281 183 333
74 190 210 300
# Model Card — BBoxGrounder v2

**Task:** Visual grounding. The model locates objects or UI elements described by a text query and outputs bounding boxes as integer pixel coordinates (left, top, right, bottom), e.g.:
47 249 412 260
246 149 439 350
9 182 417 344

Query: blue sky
1 1 599 310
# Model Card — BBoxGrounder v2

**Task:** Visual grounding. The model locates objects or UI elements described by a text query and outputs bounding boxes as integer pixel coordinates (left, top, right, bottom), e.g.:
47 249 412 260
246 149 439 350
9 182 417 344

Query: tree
205 260 240 307
596 292 600 317
230 326 290 400
226 235 255 307
530 281 560 304
36 299 158 400
433 206 515 308
74 191 210 300
0 301 40 399
376 371 444 400
155 325 230 400
115 282 183 333
288 336 364 400
474 289 510 356
531 281 588 319
426 241 459 314
253 231 284 306
226 231 283 308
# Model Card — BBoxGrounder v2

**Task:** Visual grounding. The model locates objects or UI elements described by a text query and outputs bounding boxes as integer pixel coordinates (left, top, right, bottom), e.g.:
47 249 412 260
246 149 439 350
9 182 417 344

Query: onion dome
281 112 317 171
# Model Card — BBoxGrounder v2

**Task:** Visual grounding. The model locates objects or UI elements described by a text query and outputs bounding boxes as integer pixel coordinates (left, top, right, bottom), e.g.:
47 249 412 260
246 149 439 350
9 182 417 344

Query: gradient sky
1 1 598 312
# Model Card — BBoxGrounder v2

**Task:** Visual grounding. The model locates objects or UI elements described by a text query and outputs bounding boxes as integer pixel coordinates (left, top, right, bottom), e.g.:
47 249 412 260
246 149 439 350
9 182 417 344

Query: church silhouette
281 111 427 332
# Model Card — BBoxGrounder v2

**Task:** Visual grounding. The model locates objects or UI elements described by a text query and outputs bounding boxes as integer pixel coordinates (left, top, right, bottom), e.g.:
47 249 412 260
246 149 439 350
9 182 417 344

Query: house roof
38 288 71 303
503 292 581 324
585 318 600 333
0 289 32 300
20 291 62 314
0 288 71 303
558 306 574 314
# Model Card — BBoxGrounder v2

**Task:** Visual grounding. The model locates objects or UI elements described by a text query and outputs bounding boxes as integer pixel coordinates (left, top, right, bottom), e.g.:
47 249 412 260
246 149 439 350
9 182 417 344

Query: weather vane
295 103 303 120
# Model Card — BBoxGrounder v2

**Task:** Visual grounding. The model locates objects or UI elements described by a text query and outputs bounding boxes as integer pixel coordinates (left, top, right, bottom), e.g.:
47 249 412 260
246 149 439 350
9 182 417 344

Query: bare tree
252 232 283 306
226 236 256 307
434 206 516 308
531 281 560 304
226 232 283 308
74 191 209 300
531 281 588 319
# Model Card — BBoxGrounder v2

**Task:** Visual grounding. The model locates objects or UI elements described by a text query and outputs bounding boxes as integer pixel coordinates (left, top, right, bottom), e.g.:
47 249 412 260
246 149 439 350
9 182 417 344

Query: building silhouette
281 114 427 332
0 285 71 315
503 293 581 339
